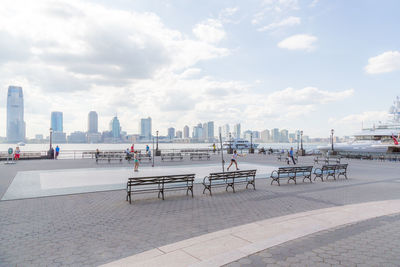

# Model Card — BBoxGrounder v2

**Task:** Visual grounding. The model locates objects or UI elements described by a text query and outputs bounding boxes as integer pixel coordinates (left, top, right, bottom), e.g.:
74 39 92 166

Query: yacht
319 96 400 155
223 138 259 150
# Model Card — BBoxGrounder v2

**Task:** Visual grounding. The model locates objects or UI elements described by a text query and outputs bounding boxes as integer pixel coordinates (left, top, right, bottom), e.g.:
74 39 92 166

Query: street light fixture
331 129 335 152
297 131 300 152
300 130 304 156
228 132 233 154
48 128 53 159
249 132 254 154
156 130 161 156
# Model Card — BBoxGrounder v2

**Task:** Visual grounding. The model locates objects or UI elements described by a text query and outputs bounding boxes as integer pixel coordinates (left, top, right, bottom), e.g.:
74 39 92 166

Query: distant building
192 124 203 140
252 131 260 139
167 127 175 139
68 131 86 143
51 112 66 143
109 116 121 140
7 86 26 142
202 123 208 139
222 124 230 140
88 111 98 134
233 123 241 138
260 129 270 142
271 128 280 143
183 125 190 138
140 117 152 140
176 130 183 139
51 111 63 132
288 133 296 143
35 134 43 140
243 130 252 141
280 129 289 142
207 121 214 140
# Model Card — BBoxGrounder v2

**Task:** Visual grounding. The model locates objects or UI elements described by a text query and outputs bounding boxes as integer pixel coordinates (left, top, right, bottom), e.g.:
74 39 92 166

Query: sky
0 0 399 138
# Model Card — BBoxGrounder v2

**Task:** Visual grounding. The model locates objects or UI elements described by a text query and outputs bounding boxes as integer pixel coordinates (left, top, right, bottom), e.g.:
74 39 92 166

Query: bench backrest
163 174 195 184
128 176 162 186
322 164 339 171
277 167 295 174
208 170 256 180
293 166 313 173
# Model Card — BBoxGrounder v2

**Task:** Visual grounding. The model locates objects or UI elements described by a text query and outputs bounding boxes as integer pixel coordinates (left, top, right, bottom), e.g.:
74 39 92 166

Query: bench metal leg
271 177 280 186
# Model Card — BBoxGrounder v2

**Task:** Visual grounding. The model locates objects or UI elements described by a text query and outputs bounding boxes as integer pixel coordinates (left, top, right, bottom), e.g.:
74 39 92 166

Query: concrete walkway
101 200 400 267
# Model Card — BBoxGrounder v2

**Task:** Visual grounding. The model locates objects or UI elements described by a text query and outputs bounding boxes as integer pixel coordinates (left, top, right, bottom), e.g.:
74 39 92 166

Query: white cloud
192 19 227 44
278 34 317 51
258 16 301 31
309 0 320 7
328 111 389 135
365 51 400 74
252 0 299 25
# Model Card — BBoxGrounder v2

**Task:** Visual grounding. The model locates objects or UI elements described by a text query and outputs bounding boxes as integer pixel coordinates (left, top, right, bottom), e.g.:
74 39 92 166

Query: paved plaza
1 154 400 266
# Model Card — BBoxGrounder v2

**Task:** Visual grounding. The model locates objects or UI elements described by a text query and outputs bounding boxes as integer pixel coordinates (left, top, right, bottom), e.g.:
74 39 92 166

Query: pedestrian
14 146 20 160
146 145 150 156
212 143 216 154
227 150 240 171
125 148 131 161
134 151 139 172
95 148 100 159
289 147 296 165
130 144 134 153
55 145 60 159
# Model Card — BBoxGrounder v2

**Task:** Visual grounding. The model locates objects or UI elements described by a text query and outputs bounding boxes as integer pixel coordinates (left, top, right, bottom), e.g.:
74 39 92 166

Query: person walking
55 145 60 159
289 147 296 165
133 151 139 172
227 150 240 171
130 144 134 153
146 145 150 156
14 146 20 160
212 143 216 154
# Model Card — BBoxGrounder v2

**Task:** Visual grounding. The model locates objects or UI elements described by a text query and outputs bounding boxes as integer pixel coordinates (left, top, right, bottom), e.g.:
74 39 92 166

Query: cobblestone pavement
226 213 400 267
1 155 400 266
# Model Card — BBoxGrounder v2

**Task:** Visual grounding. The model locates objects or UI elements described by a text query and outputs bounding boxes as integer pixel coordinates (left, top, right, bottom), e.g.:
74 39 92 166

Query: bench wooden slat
203 170 257 195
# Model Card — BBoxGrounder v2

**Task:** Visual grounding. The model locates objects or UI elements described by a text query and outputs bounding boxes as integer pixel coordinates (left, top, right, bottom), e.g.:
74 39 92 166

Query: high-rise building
183 125 189 138
167 127 175 139
192 124 203 140
88 111 98 133
176 130 183 139
271 128 280 142
207 121 214 140
202 123 208 139
222 124 230 139
234 123 241 138
140 117 152 140
280 129 289 142
109 116 121 139
7 86 25 142
261 129 270 142
51 111 63 132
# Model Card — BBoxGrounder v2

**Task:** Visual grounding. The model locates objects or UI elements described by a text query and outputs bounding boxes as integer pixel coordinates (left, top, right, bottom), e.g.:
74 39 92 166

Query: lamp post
155 130 161 156
297 131 300 152
48 128 53 159
300 130 304 156
152 136 155 167
228 132 233 154
331 129 335 152
249 132 254 154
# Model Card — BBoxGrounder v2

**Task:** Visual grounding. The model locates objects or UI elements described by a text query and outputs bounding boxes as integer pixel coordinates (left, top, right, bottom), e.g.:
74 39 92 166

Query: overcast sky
1 0 399 138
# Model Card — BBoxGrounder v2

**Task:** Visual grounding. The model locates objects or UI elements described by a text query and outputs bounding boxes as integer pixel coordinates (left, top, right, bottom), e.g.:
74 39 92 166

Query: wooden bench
126 174 195 204
190 153 210 161
161 153 183 161
314 164 348 181
270 166 313 186
277 153 298 164
314 156 341 164
202 170 257 196
95 153 123 163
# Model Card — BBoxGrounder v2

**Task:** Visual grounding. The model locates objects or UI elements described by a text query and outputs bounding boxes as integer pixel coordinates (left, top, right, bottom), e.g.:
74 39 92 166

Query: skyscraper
51 112 63 132
140 117 152 140
110 116 121 139
234 123 241 138
207 121 214 140
7 86 25 142
167 127 175 139
222 124 230 139
183 125 189 138
88 111 98 133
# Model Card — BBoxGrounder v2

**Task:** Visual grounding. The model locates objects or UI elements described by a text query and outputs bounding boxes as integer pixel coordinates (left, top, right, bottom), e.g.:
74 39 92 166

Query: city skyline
0 1 399 138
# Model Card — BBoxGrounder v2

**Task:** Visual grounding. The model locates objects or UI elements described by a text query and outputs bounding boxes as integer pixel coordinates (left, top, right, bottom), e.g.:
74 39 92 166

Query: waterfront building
222 124 230 140
183 125 189 138
7 86 26 142
140 117 152 140
88 111 98 133
203 123 208 139
288 133 296 143
207 121 214 140
51 111 66 143
35 134 43 140
234 123 241 138
192 124 203 140
243 130 252 141
109 116 121 140
271 128 280 143
167 127 175 139
260 129 270 142
280 129 289 143
68 131 86 143
176 130 183 139
252 131 260 139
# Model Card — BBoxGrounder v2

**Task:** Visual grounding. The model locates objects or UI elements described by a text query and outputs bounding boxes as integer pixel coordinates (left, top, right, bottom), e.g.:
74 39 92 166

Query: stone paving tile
1 156 400 266
227 213 400 266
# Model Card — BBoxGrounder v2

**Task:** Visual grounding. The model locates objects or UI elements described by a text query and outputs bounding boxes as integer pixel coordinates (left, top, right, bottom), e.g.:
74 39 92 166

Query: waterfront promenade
1 154 400 266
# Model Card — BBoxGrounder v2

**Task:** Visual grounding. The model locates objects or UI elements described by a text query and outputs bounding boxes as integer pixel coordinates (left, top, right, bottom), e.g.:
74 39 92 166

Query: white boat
319 96 400 155
223 138 259 149
17 142 26 146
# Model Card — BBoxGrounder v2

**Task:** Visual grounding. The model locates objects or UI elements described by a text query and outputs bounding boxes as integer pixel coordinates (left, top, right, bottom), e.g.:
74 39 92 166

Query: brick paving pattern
1 155 400 266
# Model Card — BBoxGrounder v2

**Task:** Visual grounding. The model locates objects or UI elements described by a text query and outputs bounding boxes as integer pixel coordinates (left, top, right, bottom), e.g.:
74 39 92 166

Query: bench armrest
270 170 278 178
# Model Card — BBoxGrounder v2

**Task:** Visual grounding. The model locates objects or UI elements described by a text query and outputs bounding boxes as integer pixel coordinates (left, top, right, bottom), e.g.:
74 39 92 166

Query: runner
134 151 139 172
227 150 240 171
